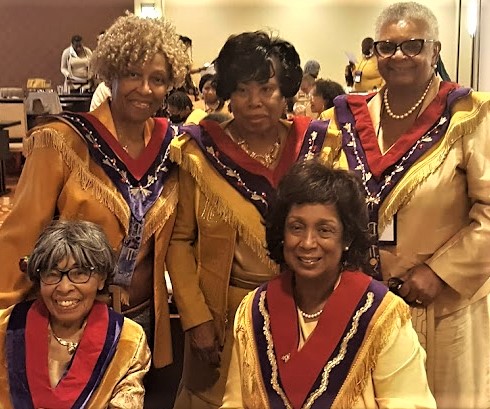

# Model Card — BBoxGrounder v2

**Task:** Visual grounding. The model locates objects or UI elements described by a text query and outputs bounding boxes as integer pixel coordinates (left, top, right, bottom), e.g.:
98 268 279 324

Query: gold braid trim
235 290 270 408
25 127 131 232
332 293 411 409
170 138 277 271
379 92 490 231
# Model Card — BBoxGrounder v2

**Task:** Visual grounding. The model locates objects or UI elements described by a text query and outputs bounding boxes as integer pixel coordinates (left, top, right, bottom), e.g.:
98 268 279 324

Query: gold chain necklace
236 137 281 168
383 77 433 120
51 330 79 354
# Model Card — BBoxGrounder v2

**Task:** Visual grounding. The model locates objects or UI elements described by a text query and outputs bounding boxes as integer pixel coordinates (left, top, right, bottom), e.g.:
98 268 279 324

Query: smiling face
229 59 285 135
40 256 106 331
376 18 439 89
110 52 170 124
283 203 345 283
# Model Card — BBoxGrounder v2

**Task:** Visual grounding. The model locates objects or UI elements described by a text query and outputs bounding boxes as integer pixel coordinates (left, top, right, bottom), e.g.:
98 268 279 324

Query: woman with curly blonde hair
0 13 189 406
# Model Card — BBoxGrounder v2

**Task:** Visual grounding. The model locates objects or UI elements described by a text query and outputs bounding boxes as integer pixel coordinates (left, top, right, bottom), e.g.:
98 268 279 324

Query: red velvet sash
25 300 109 409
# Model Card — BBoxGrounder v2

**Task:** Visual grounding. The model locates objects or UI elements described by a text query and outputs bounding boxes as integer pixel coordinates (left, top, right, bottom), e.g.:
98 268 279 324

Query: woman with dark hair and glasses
0 219 150 408
166 31 333 409
221 160 435 408
323 2 490 407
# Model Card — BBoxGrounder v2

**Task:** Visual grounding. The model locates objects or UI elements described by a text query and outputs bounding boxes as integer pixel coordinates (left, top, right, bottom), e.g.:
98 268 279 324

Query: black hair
265 160 371 273
71 34 82 44
166 90 193 111
313 79 345 110
214 31 303 100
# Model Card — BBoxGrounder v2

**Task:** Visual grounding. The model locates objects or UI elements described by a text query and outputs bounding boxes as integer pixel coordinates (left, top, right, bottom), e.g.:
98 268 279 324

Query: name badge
379 215 397 245
354 70 362 83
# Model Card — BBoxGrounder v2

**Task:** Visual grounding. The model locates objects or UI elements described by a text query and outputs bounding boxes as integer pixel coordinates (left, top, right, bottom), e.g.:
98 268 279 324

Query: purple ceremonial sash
48 113 175 287
181 117 329 218
334 83 471 279
251 272 389 408
6 300 123 409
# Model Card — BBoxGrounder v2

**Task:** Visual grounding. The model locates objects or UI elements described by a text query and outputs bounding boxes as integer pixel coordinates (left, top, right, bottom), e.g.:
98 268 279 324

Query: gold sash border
332 294 411 408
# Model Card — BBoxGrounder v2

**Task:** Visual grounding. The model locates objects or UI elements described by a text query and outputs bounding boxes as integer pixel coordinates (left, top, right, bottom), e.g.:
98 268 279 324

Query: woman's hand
188 320 221 367
398 263 446 307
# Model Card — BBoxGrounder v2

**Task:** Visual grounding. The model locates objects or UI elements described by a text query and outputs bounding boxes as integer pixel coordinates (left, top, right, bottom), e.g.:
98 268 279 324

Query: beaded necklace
383 77 433 120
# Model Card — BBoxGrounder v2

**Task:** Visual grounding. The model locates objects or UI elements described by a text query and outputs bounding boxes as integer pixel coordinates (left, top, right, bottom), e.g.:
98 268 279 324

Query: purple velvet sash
48 113 175 287
334 86 471 279
251 278 388 408
181 119 328 218
6 300 124 409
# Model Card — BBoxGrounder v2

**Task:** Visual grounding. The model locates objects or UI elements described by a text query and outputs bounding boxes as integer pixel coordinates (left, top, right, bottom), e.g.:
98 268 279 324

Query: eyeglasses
373 39 437 58
39 266 95 285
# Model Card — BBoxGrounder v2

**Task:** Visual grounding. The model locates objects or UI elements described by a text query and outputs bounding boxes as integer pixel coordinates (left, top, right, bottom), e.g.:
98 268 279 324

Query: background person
0 219 150 408
0 14 190 408
325 2 490 407
346 37 384 93
222 160 436 408
166 90 207 125
166 30 333 409
310 78 345 119
60 34 93 93
198 74 226 114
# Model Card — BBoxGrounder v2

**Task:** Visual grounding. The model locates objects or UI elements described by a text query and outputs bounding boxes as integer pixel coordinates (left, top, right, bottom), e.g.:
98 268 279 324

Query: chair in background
0 98 28 172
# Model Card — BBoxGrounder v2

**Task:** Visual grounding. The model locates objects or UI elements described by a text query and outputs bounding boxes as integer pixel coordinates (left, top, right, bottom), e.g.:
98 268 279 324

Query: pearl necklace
383 77 433 120
298 307 323 319
51 330 79 354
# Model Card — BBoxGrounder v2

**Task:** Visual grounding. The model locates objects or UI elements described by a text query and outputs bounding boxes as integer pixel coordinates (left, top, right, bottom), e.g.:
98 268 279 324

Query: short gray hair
375 2 439 40
27 219 115 292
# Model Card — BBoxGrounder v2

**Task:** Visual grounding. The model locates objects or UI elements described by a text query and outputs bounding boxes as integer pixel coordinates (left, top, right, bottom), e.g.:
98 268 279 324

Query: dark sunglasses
373 39 437 58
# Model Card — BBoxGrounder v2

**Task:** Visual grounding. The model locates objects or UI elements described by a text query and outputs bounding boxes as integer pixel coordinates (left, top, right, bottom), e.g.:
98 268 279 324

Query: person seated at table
0 219 151 408
221 160 436 408
60 34 93 93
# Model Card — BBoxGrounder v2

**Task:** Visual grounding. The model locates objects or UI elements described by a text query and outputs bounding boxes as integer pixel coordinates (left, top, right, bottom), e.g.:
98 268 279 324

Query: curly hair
27 219 115 294
91 13 190 89
265 160 371 273
313 79 345 110
214 31 303 100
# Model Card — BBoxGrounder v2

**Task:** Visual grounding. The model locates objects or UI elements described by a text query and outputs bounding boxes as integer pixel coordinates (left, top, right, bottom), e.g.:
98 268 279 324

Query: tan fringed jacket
0 101 177 367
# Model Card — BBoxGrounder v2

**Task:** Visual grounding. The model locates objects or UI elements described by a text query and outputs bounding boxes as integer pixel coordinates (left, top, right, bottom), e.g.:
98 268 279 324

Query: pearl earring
344 246 349 251
433 64 437 69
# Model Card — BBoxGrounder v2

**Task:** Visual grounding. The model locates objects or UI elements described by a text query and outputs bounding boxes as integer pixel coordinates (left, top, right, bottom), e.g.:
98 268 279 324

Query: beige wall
165 0 460 87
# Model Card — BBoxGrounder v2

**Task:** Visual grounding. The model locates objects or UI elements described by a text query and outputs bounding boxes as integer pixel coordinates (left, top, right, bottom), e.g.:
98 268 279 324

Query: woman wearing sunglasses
323 2 490 408
0 220 150 408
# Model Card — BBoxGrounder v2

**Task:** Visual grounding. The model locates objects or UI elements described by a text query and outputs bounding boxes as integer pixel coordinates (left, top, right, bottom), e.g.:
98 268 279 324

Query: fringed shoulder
25 124 131 232
333 293 410 408
170 133 278 271
379 91 490 230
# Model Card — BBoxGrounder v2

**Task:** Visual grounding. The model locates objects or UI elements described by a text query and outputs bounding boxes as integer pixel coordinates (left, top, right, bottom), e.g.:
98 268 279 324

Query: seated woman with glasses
0 219 151 409
221 160 435 408
323 2 490 407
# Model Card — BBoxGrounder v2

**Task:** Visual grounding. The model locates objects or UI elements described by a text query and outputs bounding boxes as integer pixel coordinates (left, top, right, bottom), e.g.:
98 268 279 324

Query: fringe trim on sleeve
25 128 131 233
379 93 490 231
170 140 278 272
332 294 411 409
142 176 178 244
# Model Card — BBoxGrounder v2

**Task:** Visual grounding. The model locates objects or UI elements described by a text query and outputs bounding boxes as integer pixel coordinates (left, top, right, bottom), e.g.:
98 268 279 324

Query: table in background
0 120 21 195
